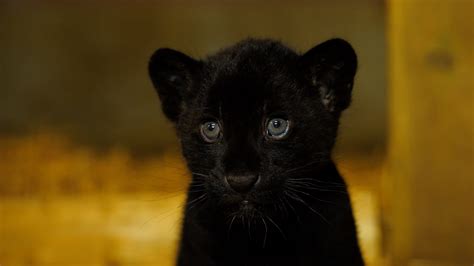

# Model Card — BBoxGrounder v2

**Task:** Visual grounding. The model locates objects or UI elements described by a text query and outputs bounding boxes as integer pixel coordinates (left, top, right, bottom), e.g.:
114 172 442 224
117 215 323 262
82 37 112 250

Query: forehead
202 58 299 119
210 73 267 114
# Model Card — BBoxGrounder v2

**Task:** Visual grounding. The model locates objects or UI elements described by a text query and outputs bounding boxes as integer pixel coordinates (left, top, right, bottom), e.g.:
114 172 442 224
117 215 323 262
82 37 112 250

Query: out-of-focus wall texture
386 0 473 265
0 0 472 266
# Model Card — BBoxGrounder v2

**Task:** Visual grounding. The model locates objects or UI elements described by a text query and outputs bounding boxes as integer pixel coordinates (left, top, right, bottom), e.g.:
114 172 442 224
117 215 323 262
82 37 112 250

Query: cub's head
149 38 356 220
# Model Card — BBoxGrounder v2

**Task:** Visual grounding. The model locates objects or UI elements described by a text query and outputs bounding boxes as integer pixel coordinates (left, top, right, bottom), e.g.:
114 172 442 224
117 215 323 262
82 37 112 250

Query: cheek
265 146 299 166
261 147 314 180
256 151 291 184
182 142 220 170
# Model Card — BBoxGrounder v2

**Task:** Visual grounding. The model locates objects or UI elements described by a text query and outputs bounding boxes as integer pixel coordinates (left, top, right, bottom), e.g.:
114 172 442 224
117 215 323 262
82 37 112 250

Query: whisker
285 182 347 194
191 172 209 178
247 213 252 239
281 158 330 175
281 194 298 220
186 193 207 211
277 196 289 218
284 191 330 225
228 215 237 238
285 186 339 205
266 215 286 240
187 188 207 194
188 183 206 187
261 216 268 248
286 178 346 187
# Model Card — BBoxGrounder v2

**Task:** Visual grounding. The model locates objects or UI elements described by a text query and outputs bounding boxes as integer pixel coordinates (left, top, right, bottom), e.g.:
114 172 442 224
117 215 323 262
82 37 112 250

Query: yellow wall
387 0 474 265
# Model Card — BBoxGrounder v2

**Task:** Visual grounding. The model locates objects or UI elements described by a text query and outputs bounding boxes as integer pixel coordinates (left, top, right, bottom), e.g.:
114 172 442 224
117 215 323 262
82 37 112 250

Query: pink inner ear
168 75 179 83
319 86 336 112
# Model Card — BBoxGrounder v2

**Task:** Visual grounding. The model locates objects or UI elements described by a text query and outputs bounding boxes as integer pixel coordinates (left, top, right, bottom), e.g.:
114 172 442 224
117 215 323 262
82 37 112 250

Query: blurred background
0 0 472 266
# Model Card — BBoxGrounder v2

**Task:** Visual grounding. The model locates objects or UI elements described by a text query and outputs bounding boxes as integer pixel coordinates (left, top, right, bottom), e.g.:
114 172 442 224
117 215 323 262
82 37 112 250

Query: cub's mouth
223 198 261 223
216 188 280 218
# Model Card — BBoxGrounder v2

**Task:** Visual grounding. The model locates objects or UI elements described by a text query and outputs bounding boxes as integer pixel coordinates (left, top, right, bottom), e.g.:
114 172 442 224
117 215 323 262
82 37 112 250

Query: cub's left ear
300 38 357 112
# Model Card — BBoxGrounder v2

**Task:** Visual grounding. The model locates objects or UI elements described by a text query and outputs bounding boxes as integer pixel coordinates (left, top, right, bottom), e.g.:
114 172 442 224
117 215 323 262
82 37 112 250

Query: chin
233 202 260 222
218 195 256 215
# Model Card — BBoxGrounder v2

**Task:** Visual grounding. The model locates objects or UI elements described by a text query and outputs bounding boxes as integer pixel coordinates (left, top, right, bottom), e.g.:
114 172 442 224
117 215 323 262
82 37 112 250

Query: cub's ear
300 38 357 112
148 48 201 123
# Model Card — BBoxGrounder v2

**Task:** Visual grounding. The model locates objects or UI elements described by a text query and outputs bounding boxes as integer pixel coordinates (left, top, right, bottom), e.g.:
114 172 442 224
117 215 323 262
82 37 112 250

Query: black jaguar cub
149 38 364 266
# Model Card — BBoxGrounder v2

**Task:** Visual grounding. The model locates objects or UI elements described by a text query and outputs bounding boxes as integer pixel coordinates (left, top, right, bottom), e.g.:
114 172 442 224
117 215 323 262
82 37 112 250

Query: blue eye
266 118 290 139
200 121 222 143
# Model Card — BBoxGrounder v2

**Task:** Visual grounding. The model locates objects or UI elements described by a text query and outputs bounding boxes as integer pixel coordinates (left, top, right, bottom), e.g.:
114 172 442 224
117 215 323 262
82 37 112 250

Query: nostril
225 174 259 193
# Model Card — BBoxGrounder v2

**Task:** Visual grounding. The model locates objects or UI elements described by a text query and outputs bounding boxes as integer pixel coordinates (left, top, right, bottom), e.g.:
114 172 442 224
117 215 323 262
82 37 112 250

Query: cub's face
149 39 356 219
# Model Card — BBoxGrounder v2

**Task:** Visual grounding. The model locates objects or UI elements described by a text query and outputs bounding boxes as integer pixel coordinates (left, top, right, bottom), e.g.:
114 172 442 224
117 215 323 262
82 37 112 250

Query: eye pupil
207 123 215 131
272 120 281 128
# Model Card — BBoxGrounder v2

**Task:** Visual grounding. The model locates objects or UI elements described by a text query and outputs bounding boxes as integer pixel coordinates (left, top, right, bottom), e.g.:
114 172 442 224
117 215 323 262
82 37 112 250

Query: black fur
149 38 364 266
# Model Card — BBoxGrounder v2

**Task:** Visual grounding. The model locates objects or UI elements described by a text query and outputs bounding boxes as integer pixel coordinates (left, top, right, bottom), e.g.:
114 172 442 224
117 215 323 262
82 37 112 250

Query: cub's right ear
148 48 201 123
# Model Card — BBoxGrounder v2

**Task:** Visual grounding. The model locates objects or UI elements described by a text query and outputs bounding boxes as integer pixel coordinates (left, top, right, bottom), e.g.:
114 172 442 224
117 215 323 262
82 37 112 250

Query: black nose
225 174 259 193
